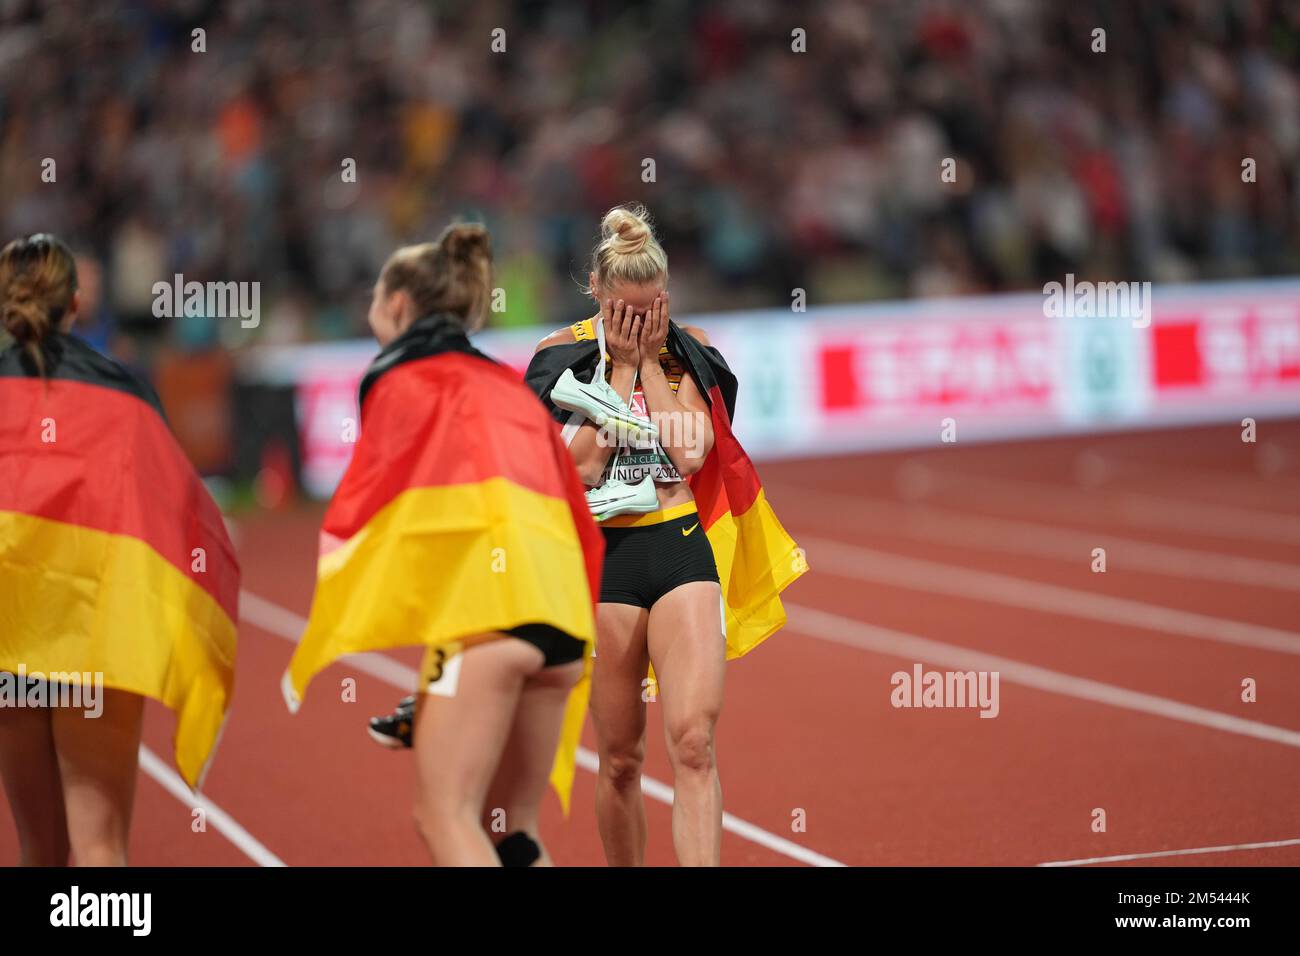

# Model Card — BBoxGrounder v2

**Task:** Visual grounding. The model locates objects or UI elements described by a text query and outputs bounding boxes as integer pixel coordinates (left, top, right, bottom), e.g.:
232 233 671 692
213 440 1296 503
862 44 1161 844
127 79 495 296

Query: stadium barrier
236 278 1300 498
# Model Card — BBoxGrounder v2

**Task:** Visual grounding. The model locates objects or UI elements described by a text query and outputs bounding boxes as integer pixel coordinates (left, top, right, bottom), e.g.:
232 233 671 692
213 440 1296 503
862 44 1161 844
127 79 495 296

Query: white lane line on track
785 602 1300 749
799 536 1300 657
1037 837 1300 867
901 464 1300 546
238 590 847 868
765 482 1300 593
1073 447 1299 496
138 745 287 867
239 592 416 690
569 749 844 868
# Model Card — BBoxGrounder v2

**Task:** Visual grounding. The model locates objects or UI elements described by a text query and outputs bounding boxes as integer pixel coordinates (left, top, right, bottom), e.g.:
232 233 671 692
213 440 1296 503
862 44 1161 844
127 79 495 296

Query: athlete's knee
65 810 130 867
599 746 644 790
412 800 439 848
666 718 716 775
69 836 127 867
413 792 473 847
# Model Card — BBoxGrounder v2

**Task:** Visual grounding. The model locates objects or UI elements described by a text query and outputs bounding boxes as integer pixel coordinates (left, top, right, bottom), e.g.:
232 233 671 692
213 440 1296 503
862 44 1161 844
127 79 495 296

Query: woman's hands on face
638 291 669 368
603 297 641 367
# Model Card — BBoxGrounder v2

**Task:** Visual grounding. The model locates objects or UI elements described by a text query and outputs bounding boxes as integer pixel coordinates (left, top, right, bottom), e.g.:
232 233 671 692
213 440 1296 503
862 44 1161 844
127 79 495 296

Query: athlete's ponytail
0 233 78 376
381 223 493 333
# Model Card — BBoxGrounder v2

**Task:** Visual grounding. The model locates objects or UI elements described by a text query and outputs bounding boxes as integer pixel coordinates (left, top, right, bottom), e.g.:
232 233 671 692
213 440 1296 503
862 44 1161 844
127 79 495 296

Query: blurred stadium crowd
1 0 1298 354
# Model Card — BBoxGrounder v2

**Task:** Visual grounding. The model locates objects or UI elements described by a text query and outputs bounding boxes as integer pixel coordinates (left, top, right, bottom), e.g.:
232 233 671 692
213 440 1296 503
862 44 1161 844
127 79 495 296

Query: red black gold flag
0 334 240 789
283 315 603 810
525 319 806 661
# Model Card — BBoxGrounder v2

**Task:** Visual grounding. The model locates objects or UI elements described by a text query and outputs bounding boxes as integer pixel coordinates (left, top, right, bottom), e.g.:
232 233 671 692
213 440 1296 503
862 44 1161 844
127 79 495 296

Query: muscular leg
481 658 584 866
648 581 725 866
52 687 145 867
412 636 541 866
589 602 650 866
0 696 69 866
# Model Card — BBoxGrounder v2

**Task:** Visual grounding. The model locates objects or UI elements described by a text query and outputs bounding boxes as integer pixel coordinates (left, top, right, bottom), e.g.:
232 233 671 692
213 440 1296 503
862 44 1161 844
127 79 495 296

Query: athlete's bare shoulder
533 318 595 354
682 324 711 346
533 327 574 353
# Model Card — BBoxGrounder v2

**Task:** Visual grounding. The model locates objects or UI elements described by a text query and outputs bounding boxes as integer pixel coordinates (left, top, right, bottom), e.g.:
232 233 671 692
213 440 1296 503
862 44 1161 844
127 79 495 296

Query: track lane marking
1071 447 1299 500
799 536 1300 657
1037 836 1300 867
897 463 1300 545
785 602 1300 749
138 746 287 867
766 482 1300 593
239 590 846 868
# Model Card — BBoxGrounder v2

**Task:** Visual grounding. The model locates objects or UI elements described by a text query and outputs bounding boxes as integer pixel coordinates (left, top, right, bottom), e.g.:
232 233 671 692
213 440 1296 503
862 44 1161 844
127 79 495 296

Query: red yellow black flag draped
525 320 805 661
0 334 240 789
283 315 603 811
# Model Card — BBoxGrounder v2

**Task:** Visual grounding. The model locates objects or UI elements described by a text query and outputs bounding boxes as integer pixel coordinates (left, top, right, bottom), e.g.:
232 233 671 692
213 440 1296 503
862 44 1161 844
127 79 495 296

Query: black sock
495 831 542 867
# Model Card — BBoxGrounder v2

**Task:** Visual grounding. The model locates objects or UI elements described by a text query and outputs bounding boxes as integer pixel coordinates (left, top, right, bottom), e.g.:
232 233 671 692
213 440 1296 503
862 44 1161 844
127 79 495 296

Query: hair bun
2 300 43 344
0 232 77 375
601 205 651 256
2 261 52 343
439 222 491 263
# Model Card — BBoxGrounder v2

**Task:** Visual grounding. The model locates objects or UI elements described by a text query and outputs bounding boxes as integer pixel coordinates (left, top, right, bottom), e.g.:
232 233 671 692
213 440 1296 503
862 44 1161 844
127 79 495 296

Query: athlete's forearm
638 363 714 475
568 423 613 486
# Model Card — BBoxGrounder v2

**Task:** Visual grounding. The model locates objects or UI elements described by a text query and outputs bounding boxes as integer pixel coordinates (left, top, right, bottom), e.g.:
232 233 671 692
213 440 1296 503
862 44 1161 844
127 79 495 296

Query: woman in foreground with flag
283 223 603 866
526 204 805 865
0 234 240 865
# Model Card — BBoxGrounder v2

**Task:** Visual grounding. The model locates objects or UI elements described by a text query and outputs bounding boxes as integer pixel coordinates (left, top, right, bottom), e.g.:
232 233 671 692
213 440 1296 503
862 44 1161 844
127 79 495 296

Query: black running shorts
598 502 720 609
420 625 584 690
505 623 585 668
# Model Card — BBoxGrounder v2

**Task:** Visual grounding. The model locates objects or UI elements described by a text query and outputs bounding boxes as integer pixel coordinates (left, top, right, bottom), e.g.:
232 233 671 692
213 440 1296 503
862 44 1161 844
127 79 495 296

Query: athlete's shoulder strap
571 318 597 342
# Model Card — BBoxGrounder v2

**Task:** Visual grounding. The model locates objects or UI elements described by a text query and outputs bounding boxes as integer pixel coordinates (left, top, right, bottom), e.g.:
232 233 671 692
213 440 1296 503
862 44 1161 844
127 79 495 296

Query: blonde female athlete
285 223 602 867
536 207 724 865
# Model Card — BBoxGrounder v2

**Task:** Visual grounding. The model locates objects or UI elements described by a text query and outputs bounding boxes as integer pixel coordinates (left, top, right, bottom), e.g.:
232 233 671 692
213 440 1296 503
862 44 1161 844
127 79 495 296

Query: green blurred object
491 252 548 328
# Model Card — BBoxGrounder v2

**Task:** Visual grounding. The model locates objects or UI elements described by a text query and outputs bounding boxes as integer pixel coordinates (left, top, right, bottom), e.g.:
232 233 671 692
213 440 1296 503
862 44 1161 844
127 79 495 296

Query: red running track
3 419 1299 866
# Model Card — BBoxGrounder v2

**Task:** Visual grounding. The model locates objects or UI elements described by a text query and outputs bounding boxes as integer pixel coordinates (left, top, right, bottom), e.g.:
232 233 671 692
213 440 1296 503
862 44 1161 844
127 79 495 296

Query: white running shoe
552 368 658 443
585 474 661 522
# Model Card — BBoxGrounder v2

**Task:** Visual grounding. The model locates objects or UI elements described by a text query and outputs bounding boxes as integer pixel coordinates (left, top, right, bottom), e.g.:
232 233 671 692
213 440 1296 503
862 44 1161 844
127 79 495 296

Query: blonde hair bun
602 206 651 256
592 204 667 290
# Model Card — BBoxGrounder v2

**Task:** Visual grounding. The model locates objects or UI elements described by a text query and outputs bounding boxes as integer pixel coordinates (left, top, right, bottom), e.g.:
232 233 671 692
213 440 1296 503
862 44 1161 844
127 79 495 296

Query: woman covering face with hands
534 207 725 866
583 286 714 498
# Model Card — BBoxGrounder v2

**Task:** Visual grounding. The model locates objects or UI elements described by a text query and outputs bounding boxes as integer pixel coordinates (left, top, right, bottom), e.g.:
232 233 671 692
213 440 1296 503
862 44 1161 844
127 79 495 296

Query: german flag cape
283 314 603 812
0 334 239 789
526 319 805 661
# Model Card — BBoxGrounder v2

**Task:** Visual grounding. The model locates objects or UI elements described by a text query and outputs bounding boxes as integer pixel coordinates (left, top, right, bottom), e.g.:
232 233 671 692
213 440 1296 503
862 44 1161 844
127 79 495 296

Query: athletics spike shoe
585 473 660 522
367 695 416 749
552 368 658 443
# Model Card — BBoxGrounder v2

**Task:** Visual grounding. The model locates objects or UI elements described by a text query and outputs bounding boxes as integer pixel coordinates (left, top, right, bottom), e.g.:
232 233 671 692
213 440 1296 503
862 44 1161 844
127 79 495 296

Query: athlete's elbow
678 432 714 476
576 457 607 486
674 452 708 477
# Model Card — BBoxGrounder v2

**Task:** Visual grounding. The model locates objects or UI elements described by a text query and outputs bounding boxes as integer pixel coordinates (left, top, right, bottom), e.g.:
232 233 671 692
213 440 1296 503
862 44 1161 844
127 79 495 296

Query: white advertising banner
241 279 1300 498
